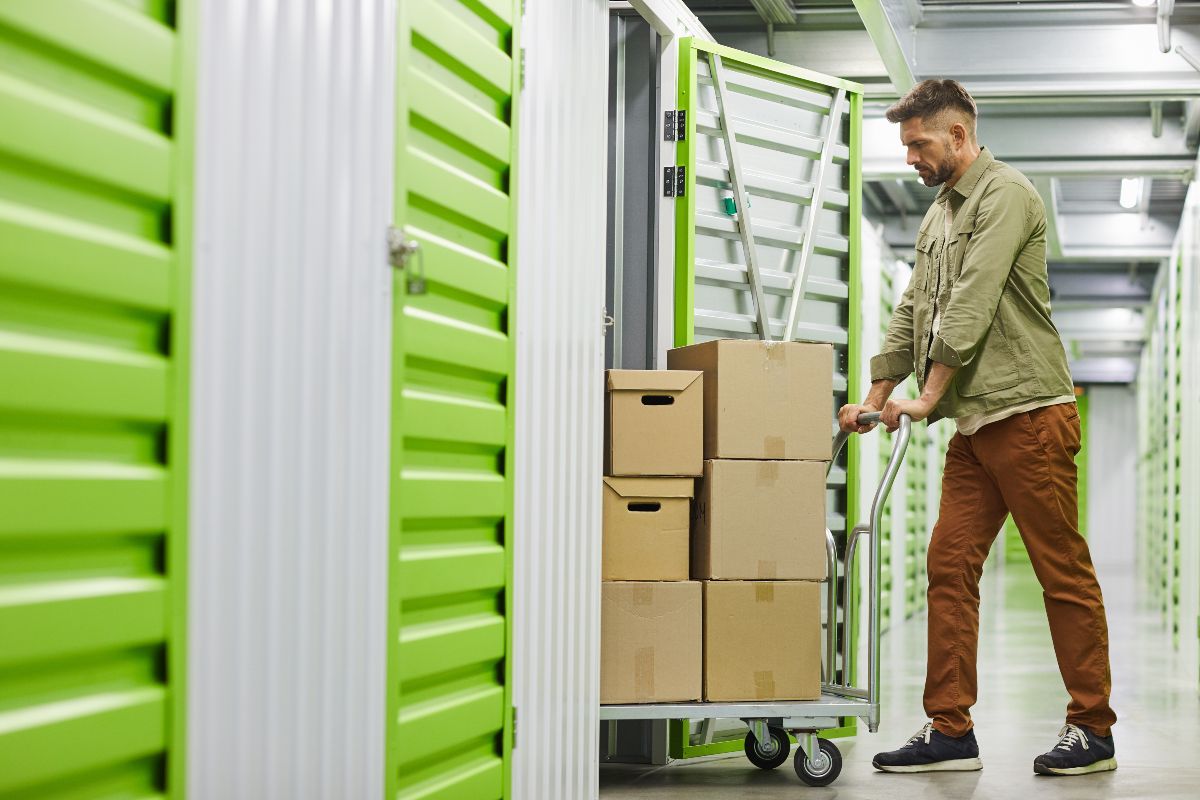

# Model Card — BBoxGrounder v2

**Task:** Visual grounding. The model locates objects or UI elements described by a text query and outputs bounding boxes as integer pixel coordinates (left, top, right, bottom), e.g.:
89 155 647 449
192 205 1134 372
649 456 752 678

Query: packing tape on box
632 586 655 605
755 461 779 486
635 647 655 699
754 670 776 699
757 560 777 579
763 436 786 459
755 583 774 602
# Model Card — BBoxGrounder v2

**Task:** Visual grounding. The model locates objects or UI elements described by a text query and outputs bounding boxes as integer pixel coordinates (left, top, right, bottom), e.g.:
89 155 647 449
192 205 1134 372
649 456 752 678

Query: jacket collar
936 146 992 204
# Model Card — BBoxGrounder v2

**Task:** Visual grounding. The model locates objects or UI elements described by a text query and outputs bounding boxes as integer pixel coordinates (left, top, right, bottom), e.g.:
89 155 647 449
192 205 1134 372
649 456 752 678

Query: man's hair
885 79 978 136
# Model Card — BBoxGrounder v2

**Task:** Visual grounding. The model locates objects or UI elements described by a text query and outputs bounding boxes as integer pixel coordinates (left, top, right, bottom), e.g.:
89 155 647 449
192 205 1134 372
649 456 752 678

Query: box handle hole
627 502 662 513
640 395 674 406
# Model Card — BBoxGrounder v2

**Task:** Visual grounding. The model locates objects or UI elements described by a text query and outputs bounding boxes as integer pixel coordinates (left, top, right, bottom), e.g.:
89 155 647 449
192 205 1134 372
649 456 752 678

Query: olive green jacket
869 147 1074 420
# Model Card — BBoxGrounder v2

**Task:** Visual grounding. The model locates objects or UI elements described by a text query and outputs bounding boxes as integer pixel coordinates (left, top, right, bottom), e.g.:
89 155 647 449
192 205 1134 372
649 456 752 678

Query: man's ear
950 122 967 150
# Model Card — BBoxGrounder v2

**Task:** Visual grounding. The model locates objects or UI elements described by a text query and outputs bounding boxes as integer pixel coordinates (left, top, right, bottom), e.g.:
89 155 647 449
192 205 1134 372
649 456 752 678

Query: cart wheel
794 738 841 786
743 727 790 770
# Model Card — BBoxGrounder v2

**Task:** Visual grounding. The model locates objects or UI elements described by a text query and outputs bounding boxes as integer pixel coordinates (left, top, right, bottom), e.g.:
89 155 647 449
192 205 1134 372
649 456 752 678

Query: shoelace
905 722 934 747
1055 724 1089 752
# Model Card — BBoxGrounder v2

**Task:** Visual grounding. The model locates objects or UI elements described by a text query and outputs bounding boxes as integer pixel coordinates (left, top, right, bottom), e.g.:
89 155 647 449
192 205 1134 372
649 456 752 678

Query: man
838 79 1117 776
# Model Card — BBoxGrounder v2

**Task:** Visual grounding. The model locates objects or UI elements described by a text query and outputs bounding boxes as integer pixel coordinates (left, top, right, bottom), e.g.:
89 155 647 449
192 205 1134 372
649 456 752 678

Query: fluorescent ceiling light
1119 177 1143 209
1132 0 1157 7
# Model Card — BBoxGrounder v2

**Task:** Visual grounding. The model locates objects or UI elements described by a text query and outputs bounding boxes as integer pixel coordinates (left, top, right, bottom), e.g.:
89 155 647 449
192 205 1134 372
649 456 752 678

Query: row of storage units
5 0 1197 797
0 0 956 788
1138 195 1200 679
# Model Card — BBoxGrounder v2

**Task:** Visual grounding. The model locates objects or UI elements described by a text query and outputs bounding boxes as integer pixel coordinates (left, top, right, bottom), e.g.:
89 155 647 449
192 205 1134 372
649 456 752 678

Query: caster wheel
744 727 790 770
794 738 841 786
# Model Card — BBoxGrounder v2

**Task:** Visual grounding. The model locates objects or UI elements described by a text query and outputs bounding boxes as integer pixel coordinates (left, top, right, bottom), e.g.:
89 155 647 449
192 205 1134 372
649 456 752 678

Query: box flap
607 369 702 393
603 476 694 499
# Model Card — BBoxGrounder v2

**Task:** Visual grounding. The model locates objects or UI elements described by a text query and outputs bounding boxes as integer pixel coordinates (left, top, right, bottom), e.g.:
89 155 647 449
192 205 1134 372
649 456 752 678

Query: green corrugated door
0 1 192 796
388 0 519 797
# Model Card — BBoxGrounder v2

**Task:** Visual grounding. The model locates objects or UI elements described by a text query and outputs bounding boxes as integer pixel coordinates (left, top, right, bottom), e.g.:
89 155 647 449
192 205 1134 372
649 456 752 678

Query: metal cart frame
599 412 912 786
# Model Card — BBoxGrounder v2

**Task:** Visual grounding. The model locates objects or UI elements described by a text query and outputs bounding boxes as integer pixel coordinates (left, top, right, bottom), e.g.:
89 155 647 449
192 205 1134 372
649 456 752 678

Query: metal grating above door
671 37 865 747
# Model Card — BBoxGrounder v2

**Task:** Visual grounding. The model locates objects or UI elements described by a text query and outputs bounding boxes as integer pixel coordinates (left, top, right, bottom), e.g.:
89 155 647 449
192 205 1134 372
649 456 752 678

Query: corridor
600 560 1200 799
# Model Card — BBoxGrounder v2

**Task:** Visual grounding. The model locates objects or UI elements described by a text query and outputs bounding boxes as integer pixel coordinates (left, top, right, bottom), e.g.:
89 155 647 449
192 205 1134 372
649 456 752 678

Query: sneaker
872 722 983 773
1033 724 1117 776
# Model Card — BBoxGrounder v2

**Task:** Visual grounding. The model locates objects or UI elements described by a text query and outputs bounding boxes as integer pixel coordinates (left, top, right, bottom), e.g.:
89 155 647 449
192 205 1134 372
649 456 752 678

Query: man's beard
918 157 956 187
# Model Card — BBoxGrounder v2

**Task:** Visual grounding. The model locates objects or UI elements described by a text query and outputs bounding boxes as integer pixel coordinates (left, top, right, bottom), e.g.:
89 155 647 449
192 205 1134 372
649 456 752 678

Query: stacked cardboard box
600 369 704 704
600 340 832 705
670 339 832 702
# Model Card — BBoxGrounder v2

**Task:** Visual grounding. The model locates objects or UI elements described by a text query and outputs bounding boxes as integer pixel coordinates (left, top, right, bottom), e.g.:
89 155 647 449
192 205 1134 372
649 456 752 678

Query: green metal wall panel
0 0 191 796
388 0 519 797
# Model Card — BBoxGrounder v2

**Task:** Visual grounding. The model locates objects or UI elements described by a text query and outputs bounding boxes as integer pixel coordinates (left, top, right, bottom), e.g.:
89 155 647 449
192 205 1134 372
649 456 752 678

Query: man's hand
880 397 936 431
838 403 879 434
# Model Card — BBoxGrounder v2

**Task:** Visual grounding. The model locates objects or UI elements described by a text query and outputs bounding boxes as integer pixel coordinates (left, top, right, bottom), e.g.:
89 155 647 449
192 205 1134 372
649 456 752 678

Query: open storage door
668 39 865 756
388 0 520 797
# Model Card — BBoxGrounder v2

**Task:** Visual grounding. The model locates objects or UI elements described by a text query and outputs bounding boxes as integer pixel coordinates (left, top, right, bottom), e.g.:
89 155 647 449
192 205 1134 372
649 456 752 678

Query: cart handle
830 411 885 468
824 412 911 732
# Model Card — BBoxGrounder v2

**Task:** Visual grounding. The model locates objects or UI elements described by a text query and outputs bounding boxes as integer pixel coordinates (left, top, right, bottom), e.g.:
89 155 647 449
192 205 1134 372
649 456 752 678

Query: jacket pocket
914 233 938 291
947 213 976 283
955 314 1020 396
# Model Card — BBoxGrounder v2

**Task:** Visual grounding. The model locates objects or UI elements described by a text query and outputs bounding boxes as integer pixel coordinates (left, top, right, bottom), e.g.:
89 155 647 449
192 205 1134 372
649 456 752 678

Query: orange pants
924 403 1116 737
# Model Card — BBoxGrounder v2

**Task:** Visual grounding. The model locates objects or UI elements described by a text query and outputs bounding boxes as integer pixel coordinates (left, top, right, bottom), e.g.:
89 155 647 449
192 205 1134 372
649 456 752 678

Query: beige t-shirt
955 395 1077 436
930 201 1075 434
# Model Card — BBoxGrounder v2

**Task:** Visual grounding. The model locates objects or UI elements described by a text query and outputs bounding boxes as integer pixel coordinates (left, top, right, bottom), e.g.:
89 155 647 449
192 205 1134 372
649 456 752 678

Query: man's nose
906 150 919 166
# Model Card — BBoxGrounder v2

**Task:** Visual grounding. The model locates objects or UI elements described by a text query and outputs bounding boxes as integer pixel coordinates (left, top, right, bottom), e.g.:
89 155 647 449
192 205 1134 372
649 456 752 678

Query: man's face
900 117 958 187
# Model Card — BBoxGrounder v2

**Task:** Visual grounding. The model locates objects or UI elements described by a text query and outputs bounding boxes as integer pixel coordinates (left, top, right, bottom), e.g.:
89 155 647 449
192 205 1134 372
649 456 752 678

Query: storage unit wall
186 0 395 796
513 0 609 796
1138 196 1200 682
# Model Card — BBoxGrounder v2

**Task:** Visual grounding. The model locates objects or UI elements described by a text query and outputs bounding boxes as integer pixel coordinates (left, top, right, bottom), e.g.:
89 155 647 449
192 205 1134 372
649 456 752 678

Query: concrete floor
600 561 1200 799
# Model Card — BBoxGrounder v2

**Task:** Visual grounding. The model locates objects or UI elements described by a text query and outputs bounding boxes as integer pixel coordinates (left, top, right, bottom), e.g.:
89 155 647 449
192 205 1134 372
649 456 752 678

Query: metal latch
387 226 426 295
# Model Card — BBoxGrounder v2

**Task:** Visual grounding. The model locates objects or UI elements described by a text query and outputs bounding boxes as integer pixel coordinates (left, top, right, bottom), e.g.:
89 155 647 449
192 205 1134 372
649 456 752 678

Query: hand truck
598 412 912 786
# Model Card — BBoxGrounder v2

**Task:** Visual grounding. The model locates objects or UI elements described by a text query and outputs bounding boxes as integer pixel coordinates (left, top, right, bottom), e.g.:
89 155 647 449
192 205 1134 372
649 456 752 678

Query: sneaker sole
873 757 983 773
1034 758 1117 776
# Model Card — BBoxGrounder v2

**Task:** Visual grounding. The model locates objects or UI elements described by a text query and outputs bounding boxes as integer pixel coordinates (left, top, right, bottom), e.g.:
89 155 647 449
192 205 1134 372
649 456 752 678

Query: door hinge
512 706 518 749
663 165 686 197
387 226 426 295
664 109 686 141
520 47 526 89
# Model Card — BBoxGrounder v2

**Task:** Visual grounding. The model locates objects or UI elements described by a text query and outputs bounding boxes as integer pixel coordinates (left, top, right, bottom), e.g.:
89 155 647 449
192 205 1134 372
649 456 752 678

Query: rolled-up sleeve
929 180 1032 368
870 272 917 382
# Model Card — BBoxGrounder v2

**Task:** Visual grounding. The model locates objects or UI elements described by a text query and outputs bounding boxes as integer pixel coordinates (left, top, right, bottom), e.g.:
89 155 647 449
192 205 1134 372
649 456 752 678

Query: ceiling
686 0 1200 383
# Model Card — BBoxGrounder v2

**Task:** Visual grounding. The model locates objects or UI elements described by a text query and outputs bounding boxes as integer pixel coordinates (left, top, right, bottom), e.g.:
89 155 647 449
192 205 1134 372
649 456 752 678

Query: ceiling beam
850 0 917 94
879 214 1175 262
625 0 713 40
720 21 1200 101
748 0 795 27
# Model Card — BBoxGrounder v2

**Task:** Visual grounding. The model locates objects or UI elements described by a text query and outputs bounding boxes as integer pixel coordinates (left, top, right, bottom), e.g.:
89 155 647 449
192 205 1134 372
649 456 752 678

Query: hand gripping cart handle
599 412 913 787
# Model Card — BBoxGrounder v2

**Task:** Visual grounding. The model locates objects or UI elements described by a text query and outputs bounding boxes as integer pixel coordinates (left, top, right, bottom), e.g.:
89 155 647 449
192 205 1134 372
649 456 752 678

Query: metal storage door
0 1 192 796
670 39 864 748
388 1 519 797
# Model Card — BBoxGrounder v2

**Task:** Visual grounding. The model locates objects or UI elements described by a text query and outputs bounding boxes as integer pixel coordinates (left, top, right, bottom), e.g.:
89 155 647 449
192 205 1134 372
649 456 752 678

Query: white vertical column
512 1 608 798
188 1 394 797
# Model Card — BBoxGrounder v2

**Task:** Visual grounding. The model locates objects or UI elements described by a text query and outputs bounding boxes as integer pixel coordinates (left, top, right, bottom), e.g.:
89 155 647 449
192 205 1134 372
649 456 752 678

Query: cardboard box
694 460 827 581
603 477 693 581
605 370 703 477
703 581 821 701
601 582 702 704
667 340 833 461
